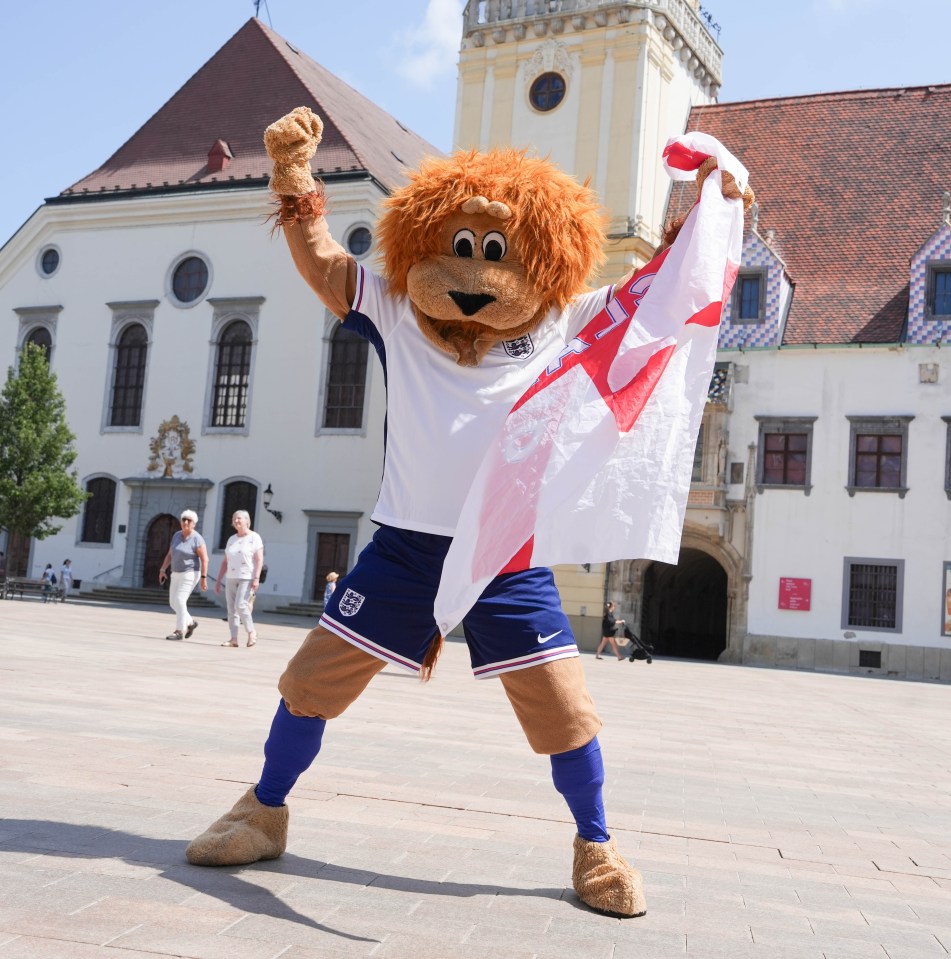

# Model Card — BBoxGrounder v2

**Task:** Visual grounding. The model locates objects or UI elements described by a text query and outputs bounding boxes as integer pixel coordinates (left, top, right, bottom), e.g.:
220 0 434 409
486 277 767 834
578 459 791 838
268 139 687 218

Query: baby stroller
622 625 654 664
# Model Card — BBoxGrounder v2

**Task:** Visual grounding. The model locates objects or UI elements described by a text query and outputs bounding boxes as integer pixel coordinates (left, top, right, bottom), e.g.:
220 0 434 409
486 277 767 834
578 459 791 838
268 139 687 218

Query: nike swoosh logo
537 630 563 644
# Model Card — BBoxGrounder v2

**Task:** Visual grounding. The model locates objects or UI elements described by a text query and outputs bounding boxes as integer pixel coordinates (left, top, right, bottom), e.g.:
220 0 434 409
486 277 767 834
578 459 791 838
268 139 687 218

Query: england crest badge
503 334 534 358
338 588 365 617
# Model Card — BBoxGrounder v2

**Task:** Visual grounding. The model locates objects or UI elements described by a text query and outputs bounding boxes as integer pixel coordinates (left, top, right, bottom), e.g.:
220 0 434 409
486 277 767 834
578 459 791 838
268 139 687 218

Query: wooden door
312 532 350 601
143 514 178 588
6 531 31 577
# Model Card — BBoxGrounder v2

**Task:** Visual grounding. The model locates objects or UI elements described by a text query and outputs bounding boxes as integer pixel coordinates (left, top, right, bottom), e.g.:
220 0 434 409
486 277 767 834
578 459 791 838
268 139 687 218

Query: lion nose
449 291 496 316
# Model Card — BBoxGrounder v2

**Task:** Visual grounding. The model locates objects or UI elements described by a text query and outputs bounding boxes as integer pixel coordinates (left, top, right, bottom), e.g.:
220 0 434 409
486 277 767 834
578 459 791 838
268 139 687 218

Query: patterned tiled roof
59 18 440 202
668 85 951 345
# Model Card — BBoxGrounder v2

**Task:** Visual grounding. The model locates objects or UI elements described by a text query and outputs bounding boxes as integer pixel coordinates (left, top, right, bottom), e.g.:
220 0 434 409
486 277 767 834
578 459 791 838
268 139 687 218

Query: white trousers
226 578 256 638
169 570 200 632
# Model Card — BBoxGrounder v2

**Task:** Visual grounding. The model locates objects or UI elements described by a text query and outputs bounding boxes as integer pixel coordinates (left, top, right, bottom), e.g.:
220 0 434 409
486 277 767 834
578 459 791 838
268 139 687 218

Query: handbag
259 564 268 584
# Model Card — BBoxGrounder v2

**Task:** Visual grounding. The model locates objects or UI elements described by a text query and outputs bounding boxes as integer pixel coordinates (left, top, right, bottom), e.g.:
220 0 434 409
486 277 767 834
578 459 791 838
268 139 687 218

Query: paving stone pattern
1 599 950 958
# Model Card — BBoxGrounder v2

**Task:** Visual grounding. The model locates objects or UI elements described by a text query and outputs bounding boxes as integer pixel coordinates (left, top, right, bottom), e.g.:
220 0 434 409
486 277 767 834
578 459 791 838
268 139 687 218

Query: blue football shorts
319 524 579 679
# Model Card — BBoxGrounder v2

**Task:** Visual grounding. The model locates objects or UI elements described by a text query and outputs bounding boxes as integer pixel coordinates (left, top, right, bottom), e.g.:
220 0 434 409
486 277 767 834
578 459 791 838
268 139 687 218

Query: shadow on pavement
0 819 566 939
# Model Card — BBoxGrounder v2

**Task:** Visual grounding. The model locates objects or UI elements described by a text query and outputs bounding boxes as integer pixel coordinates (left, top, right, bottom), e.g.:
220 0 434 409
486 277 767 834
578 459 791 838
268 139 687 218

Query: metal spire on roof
943 191 950 227
253 0 272 27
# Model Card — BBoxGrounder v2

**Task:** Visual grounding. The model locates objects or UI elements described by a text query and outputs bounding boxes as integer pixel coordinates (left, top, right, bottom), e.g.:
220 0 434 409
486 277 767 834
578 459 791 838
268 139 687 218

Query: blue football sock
550 736 610 843
254 700 326 807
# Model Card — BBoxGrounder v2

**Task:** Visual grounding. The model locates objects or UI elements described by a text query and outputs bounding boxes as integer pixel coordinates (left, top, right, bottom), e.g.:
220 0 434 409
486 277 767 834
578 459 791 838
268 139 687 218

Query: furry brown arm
264 107 358 320
276 192 356 321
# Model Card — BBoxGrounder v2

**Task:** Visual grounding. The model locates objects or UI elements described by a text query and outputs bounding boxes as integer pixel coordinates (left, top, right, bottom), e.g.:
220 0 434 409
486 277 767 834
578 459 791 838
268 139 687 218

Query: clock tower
455 0 723 276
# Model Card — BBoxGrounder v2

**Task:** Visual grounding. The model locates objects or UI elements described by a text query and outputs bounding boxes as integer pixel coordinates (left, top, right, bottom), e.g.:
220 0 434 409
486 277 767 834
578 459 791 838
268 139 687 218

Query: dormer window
732 269 766 322
929 265 951 316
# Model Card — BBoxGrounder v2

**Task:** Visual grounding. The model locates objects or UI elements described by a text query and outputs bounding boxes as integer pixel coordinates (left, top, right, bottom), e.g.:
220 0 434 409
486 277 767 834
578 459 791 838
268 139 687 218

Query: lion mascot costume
187 106 750 918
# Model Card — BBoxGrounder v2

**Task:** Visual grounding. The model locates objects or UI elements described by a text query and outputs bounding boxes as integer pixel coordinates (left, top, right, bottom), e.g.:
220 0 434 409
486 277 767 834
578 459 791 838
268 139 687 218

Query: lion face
405 210 547 367
406 210 544 330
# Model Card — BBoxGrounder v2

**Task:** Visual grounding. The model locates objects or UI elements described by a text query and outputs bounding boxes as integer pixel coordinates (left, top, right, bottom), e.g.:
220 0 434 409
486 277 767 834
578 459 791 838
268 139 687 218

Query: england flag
432 133 748 637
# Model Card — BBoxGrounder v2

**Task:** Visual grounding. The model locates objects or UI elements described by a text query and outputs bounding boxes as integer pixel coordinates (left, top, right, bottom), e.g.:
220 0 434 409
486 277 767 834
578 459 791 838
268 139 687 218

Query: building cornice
461 0 722 91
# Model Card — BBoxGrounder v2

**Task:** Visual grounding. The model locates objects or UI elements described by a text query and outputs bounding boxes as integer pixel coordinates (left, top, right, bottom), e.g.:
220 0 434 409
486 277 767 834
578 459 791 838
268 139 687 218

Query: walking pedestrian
59 559 74 602
596 601 626 660
158 510 208 640
215 510 264 648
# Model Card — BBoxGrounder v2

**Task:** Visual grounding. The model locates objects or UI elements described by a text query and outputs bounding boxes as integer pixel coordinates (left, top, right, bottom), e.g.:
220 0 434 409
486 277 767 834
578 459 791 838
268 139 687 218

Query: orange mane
375 149 607 310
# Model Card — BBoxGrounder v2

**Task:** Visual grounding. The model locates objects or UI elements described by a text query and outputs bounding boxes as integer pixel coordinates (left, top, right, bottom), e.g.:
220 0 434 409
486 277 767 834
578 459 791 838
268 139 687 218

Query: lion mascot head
375 149 607 367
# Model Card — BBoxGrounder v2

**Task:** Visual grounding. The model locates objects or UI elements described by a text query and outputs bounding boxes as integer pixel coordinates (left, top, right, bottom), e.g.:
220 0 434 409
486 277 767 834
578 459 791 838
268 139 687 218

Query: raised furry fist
662 158 754 249
264 106 324 196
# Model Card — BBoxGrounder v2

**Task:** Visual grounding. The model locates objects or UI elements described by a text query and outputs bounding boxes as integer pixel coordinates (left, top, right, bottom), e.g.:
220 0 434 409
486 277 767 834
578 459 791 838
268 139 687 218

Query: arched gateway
641 549 727 659
606 525 747 664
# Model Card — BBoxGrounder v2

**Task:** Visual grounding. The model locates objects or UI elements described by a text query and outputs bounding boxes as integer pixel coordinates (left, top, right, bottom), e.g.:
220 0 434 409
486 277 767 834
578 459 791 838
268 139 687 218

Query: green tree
0 342 87 540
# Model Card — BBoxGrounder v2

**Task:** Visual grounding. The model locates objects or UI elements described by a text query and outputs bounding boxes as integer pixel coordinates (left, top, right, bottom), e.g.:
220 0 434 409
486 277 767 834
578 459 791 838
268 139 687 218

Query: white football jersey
344 264 611 536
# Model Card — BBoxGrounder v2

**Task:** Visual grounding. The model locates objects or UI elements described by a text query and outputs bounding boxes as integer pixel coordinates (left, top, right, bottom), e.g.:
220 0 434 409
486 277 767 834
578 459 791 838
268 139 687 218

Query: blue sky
1 0 949 244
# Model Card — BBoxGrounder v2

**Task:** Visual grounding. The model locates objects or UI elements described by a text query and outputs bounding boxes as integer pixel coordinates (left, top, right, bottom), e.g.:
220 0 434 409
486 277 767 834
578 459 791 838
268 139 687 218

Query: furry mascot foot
572 835 647 917
186 786 288 866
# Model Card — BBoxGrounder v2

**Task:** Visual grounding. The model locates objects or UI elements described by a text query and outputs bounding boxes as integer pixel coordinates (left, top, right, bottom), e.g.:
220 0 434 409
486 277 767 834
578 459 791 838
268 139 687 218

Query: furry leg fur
186 786 288 866
572 835 647 918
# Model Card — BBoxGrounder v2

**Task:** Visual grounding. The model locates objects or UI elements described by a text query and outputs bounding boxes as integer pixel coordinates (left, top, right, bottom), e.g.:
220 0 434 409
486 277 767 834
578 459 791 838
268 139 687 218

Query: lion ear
461 196 512 220
461 196 489 215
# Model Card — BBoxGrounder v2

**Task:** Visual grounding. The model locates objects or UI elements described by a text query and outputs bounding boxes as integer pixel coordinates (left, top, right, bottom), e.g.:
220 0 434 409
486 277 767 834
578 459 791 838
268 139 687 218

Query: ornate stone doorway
143 514 177 587
641 548 728 660
120 477 213 587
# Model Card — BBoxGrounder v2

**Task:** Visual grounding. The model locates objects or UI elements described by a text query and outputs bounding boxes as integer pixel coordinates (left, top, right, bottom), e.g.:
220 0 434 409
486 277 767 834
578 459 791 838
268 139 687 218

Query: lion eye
453 229 475 257
483 231 507 261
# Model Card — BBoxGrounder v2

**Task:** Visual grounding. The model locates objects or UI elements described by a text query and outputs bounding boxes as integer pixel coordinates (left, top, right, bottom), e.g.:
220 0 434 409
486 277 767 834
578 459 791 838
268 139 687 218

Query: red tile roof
669 84 951 345
60 18 440 201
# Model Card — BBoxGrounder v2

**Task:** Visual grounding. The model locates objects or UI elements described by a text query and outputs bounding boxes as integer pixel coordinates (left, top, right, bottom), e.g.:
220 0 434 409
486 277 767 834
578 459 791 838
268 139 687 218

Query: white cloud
394 0 466 88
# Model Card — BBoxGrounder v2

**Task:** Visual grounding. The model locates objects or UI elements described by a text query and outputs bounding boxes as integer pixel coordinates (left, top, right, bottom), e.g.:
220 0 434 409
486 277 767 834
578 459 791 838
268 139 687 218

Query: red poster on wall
778 577 811 611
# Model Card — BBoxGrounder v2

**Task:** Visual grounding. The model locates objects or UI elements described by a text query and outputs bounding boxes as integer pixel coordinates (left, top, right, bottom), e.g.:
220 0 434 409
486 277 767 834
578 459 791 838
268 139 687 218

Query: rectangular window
732 270 766 322
847 416 912 496
755 416 816 491
930 267 951 316
763 432 807 485
738 276 760 319
854 433 902 488
842 558 904 632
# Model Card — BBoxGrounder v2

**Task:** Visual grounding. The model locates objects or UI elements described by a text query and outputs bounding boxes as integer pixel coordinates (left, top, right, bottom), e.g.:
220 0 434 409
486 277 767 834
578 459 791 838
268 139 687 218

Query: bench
1 577 65 602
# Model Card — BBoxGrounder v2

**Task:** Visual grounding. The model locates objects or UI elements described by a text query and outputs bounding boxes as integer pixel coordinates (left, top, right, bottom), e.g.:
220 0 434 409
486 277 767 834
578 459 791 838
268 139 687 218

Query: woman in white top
214 510 264 648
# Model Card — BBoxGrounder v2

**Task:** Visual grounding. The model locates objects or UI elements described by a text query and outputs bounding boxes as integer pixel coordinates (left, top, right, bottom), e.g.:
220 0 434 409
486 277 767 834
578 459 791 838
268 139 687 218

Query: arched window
109 323 148 427
211 320 252 427
81 477 117 543
25 326 52 363
218 480 258 549
323 323 368 429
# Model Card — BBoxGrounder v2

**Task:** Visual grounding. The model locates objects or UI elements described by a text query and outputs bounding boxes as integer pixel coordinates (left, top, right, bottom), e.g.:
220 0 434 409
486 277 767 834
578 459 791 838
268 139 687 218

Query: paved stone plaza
0 598 949 958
